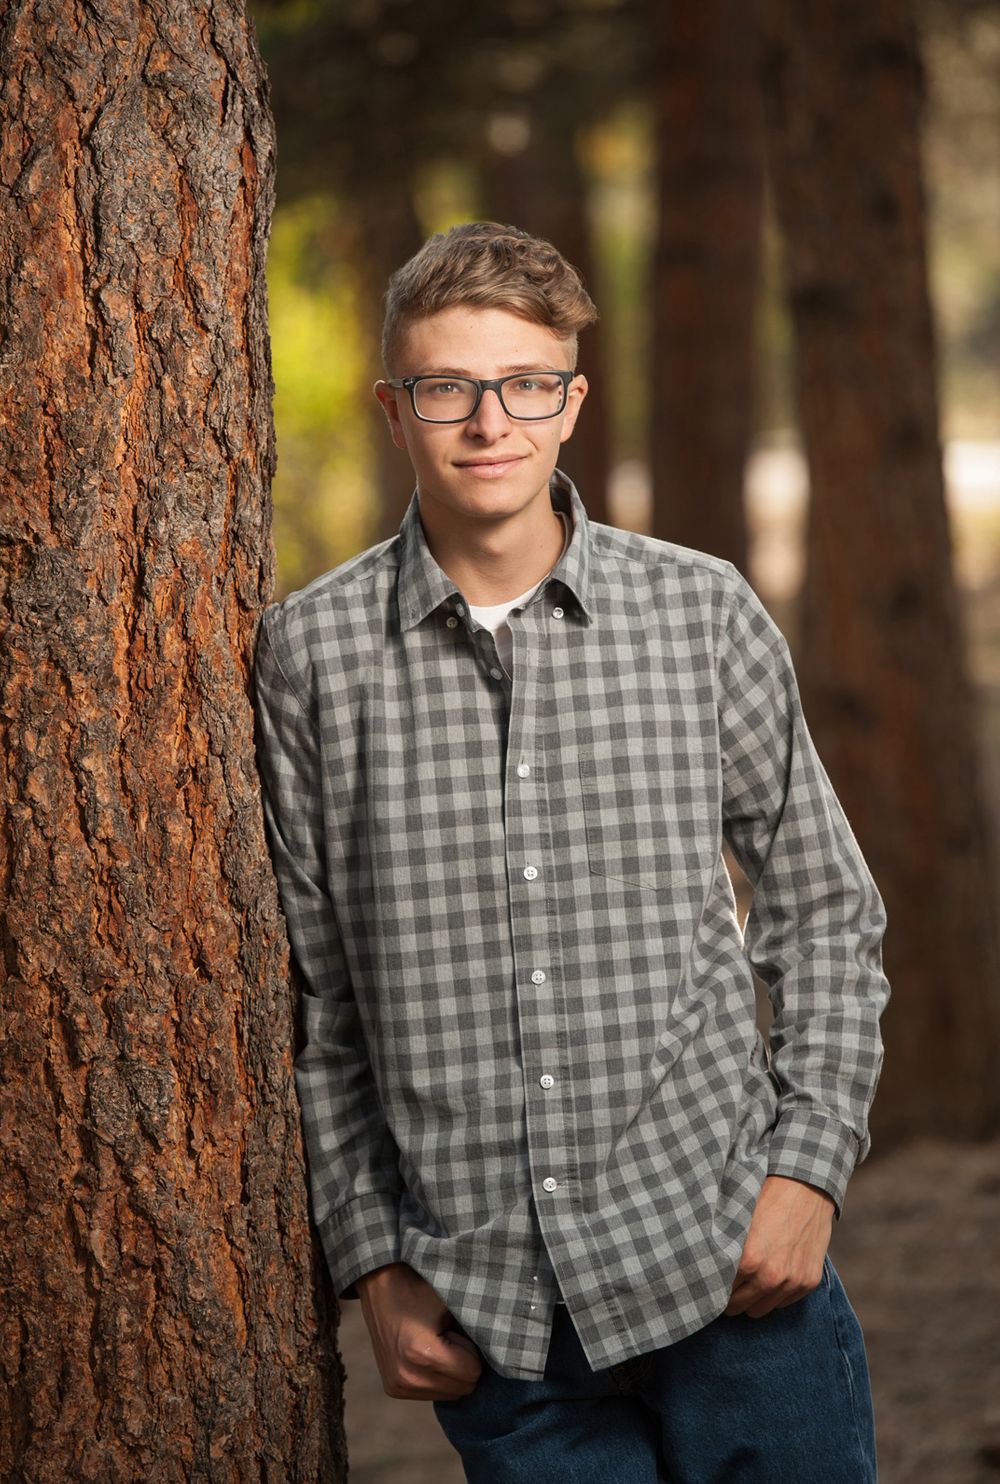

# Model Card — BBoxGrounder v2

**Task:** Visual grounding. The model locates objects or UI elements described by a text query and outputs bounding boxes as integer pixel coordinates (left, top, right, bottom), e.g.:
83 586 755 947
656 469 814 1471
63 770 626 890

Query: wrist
355 1261 410 1294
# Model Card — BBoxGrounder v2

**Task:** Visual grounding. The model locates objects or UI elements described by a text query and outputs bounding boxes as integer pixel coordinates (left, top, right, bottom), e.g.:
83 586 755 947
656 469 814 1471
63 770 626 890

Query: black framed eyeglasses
385 371 574 423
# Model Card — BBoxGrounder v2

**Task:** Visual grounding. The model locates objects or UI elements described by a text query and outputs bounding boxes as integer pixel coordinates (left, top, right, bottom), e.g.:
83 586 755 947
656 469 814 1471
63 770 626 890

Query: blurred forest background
246 1 1000 1480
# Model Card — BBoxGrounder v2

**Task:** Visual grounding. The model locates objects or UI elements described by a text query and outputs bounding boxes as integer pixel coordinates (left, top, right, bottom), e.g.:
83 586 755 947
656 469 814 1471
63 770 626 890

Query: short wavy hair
381 221 599 373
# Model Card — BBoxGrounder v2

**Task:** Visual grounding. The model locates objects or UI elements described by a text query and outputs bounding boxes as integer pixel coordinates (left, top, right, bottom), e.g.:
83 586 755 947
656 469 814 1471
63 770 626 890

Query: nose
465 385 511 440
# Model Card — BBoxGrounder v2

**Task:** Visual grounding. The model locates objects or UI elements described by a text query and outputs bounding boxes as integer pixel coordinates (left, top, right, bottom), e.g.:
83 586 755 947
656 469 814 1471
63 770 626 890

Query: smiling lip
456 455 526 475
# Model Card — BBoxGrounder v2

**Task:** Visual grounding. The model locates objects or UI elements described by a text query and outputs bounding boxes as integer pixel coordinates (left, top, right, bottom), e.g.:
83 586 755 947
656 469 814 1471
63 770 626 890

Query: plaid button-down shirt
252 468 889 1380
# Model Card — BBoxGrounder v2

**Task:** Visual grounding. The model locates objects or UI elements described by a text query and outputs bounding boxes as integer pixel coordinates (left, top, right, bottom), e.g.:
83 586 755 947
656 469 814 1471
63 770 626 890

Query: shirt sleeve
252 609 403 1296
716 567 890 1220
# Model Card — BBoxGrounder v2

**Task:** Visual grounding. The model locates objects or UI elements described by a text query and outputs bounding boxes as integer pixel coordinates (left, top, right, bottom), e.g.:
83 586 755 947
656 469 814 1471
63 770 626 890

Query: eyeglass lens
413 374 566 421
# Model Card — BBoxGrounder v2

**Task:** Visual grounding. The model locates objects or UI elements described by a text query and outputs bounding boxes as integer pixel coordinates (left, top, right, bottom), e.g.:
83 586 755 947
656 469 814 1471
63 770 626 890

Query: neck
418 490 567 606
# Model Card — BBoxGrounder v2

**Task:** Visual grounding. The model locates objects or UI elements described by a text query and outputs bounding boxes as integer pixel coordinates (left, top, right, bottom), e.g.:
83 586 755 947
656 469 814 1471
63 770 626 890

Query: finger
387 1372 480 1401
768 1283 817 1310
725 1277 784 1317
741 1279 810 1318
743 1294 782 1318
383 1357 478 1400
392 1347 481 1400
434 1340 482 1384
724 1277 758 1315
444 1330 480 1357
411 1332 482 1384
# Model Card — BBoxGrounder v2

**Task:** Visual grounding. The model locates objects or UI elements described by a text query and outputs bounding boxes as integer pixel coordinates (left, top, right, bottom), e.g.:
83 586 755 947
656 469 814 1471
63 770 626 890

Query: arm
253 613 481 1395
715 570 890 1309
252 610 403 1298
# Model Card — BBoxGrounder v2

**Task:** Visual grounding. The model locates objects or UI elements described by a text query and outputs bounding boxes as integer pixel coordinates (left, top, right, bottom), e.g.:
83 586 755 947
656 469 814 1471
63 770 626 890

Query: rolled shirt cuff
765 1106 863 1221
318 1192 403 1299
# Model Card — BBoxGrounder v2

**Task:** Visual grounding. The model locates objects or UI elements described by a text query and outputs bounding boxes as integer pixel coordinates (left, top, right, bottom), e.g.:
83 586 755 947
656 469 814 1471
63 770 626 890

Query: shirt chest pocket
576 744 717 892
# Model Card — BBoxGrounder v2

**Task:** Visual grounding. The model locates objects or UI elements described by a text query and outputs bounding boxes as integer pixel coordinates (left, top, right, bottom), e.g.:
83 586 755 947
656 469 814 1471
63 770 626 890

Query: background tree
476 95 613 520
757 0 1000 1143
0 4 343 1478
252 0 1000 1151
253 0 642 531
649 0 764 572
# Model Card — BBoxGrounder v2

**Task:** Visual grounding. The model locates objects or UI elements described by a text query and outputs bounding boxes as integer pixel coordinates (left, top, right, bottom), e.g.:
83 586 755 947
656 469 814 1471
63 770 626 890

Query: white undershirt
467 511 570 676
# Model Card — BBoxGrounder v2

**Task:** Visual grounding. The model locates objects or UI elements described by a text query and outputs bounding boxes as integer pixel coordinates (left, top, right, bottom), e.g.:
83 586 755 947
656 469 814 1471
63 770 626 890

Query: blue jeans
434 1255 877 1483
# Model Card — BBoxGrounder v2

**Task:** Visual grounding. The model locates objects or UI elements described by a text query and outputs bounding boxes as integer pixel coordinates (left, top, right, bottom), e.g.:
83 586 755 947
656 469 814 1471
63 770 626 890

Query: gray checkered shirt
252 468 889 1381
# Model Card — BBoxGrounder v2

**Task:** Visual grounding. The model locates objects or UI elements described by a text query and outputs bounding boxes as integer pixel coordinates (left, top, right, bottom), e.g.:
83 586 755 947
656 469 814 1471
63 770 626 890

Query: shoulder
587 517 734 583
259 533 400 690
584 517 786 667
586 516 749 617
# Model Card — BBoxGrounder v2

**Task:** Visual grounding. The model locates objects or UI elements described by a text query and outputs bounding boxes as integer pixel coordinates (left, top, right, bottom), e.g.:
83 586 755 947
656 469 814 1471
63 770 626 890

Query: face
374 305 587 527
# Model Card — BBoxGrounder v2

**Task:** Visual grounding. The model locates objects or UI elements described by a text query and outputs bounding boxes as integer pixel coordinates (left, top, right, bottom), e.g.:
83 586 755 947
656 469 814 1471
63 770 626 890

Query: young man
253 221 890 1482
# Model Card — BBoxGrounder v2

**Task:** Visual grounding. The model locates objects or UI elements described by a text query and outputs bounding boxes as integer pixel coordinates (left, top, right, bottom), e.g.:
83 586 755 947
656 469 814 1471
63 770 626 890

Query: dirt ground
338 1134 1000 1483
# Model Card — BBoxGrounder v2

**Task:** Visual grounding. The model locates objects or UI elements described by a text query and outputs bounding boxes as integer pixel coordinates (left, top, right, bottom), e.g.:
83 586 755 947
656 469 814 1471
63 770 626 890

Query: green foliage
252 0 999 579
267 194 376 596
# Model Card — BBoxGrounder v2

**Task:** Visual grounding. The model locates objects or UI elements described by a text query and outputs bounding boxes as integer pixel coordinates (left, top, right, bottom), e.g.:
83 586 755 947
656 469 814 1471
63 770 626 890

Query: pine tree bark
757 0 1000 1143
0 4 344 1479
649 0 764 570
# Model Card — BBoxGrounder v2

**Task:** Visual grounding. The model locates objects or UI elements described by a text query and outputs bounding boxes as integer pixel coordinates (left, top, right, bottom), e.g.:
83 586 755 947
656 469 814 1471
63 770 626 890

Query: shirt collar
396 467 594 632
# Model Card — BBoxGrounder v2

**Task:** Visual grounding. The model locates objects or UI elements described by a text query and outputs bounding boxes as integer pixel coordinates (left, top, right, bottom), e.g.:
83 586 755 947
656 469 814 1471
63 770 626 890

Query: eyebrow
414 363 562 377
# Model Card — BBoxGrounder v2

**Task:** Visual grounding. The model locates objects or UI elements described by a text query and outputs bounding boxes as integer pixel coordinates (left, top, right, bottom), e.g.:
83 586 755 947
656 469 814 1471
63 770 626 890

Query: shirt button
516 763 530 778
490 667 503 679
531 970 546 984
455 603 465 615
552 606 564 618
539 1074 554 1089
523 864 538 880
542 1177 558 1193
446 616 458 628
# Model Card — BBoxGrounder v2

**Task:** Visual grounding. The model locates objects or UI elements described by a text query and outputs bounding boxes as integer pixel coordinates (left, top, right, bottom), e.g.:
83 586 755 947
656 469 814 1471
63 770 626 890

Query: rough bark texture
649 0 764 570
0 3 344 1479
757 0 1000 1143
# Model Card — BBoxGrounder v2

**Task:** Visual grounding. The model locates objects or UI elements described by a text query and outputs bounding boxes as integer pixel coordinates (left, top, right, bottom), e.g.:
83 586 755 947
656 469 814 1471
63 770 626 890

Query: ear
558 375 588 446
373 380 409 452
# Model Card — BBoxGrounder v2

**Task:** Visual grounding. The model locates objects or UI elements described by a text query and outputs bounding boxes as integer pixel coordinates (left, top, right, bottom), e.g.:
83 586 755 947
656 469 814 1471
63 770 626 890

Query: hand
356 1262 483 1400
725 1174 835 1318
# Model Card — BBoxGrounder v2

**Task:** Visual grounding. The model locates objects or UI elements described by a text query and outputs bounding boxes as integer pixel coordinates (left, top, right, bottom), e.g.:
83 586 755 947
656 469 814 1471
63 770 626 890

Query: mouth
455 455 527 477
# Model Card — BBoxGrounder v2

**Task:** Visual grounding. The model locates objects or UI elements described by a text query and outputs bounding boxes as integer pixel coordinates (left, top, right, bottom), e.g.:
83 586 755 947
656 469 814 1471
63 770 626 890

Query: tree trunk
757 0 1000 1143
480 121 613 526
649 0 764 571
0 4 344 1479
